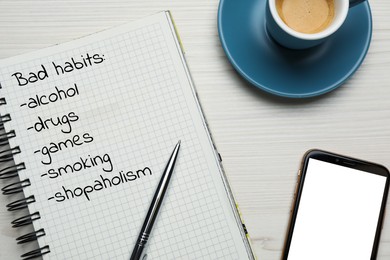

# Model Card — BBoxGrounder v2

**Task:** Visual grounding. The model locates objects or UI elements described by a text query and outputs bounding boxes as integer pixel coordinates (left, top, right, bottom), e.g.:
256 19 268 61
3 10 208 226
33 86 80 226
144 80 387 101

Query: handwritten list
11 53 153 203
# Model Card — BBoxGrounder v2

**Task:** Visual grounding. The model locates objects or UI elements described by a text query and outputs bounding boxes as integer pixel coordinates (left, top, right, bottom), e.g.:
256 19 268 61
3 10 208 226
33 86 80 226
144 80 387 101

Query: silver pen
130 140 181 260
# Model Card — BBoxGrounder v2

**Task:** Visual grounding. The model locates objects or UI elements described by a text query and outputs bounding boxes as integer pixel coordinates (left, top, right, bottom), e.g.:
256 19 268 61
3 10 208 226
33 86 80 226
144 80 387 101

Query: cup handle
349 0 367 8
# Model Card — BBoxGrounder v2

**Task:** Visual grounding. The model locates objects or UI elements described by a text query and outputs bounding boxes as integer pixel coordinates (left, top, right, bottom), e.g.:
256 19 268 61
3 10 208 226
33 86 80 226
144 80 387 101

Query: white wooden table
0 0 389 259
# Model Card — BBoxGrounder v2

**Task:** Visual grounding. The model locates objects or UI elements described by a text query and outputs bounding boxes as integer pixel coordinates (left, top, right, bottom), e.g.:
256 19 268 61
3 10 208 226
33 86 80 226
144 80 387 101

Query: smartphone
283 150 389 260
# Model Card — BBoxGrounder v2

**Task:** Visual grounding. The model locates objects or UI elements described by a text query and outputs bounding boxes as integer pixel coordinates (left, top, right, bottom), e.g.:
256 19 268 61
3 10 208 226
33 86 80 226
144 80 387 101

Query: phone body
283 150 389 260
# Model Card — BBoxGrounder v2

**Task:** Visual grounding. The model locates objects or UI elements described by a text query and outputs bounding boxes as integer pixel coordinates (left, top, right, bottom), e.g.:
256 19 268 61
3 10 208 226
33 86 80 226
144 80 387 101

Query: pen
130 140 181 260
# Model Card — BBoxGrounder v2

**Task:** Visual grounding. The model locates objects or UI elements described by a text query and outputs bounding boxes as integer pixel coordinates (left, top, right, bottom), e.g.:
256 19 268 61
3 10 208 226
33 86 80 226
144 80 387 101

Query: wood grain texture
0 0 389 259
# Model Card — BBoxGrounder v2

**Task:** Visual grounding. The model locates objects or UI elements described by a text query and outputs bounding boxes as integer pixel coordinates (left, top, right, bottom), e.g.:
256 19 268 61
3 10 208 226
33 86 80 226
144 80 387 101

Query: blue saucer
218 0 372 98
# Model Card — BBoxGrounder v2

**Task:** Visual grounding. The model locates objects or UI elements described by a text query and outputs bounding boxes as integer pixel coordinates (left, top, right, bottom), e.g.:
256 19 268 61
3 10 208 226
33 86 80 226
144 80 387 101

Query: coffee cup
266 0 367 49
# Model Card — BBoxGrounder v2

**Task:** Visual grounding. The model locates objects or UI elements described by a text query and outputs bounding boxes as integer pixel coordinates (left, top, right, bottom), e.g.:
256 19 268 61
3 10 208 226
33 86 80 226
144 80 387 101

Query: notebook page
0 12 251 259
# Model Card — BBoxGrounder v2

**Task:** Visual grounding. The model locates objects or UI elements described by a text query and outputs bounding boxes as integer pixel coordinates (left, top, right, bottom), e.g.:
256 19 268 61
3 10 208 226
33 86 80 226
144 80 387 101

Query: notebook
0 11 255 259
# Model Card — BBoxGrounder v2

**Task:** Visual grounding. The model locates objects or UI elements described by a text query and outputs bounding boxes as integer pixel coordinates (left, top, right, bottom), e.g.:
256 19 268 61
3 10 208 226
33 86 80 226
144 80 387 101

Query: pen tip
178 140 181 145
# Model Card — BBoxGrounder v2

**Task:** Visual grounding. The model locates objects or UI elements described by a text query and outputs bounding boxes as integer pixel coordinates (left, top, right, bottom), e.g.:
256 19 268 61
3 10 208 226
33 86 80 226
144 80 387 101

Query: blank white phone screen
288 158 387 260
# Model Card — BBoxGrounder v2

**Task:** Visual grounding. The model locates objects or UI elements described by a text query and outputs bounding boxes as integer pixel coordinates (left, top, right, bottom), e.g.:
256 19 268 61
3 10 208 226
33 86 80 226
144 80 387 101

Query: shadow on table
229 67 341 106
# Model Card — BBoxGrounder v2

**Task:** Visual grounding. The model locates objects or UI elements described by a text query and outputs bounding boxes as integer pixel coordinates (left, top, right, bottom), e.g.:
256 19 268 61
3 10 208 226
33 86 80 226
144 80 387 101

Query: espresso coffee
276 0 335 34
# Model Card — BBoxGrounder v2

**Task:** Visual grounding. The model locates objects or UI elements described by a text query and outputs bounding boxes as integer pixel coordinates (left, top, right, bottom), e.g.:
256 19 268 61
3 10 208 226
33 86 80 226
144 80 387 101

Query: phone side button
382 211 386 230
291 184 298 213
290 200 295 213
294 182 299 195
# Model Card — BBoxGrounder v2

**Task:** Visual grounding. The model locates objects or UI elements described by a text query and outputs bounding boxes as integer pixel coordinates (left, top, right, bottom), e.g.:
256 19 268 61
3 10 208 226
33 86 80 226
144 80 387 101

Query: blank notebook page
0 12 251 259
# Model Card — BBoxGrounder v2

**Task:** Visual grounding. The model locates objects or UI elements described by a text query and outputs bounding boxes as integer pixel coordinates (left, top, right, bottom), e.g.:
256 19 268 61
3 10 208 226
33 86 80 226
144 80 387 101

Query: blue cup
266 0 367 49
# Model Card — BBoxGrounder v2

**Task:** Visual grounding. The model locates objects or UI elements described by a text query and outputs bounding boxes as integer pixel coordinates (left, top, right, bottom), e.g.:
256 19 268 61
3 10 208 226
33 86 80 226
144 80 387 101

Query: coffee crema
276 0 335 34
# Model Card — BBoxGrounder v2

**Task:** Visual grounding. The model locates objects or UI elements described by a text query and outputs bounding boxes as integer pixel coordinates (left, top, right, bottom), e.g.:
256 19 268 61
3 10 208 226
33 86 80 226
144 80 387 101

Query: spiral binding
0 163 26 179
0 130 16 145
17 228 45 244
21 246 50 260
0 146 21 163
0 97 51 259
7 195 35 211
0 98 6 106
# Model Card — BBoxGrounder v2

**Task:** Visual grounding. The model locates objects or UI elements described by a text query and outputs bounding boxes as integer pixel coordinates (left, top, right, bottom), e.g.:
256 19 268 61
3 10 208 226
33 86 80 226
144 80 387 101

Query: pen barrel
130 232 149 260
129 243 144 260
138 232 149 246
141 142 180 234
130 141 180 260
